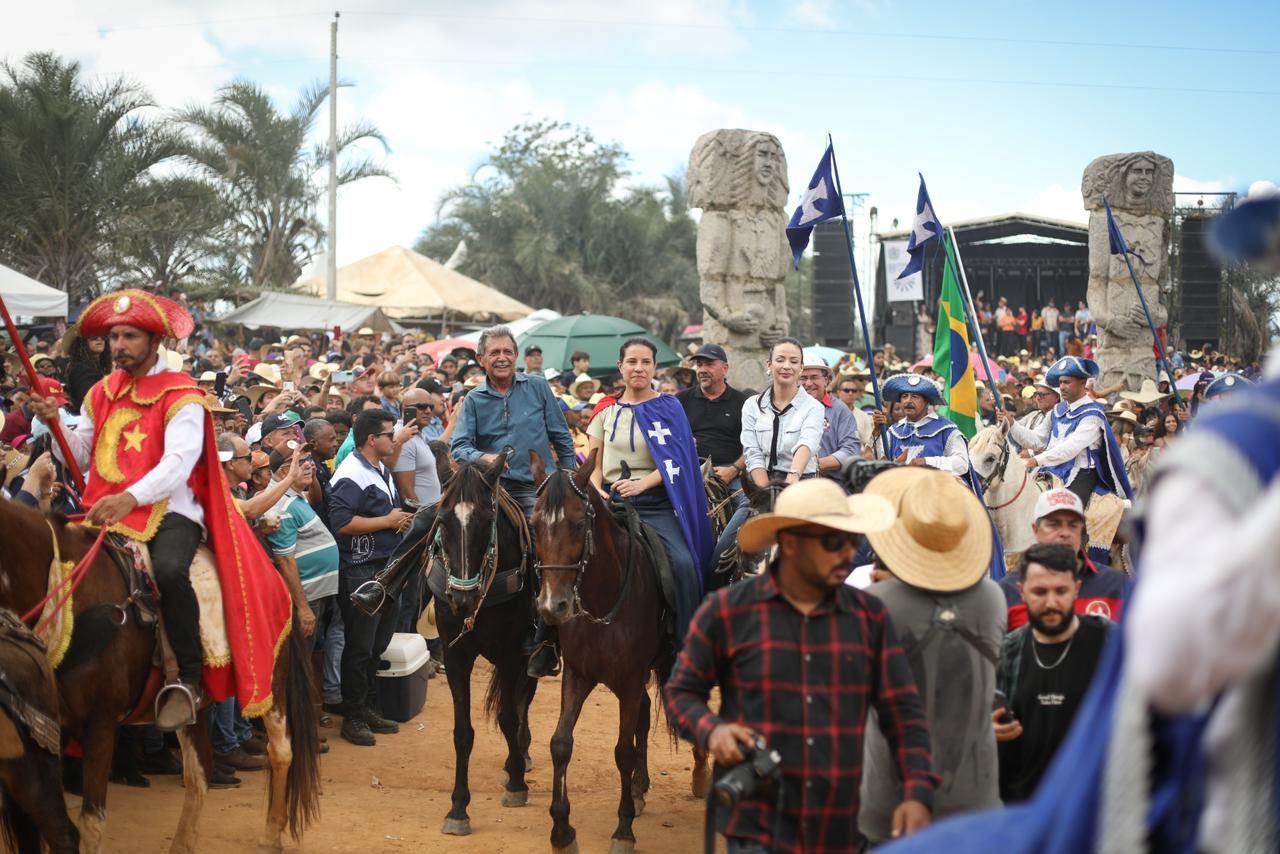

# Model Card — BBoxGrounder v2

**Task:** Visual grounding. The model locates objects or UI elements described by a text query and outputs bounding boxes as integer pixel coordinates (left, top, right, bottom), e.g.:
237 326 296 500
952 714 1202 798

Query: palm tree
0 52 184 302
178 81 390 289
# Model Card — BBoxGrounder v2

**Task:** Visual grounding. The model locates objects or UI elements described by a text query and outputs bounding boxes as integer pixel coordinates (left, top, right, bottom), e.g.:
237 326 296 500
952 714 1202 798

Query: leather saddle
609 500 678 653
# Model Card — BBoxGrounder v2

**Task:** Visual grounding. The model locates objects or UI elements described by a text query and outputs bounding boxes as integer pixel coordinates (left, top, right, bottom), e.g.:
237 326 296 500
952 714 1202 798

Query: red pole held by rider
0 292 86 493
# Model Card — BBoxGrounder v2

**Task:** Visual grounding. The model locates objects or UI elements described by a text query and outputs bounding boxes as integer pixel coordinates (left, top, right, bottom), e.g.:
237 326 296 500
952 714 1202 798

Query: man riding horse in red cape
29 288 292 730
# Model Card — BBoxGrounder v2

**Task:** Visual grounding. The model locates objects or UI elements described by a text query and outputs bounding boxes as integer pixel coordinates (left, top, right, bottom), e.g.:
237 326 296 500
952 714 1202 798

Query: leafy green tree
0 52 184 302
178 81 389 289
106 175 232 291
416 120 699 336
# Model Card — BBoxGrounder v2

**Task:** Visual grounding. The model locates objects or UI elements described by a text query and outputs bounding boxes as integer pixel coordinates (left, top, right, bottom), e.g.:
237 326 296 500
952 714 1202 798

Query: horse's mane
540 468 578 511
969 424 1007 456
440 460 494 507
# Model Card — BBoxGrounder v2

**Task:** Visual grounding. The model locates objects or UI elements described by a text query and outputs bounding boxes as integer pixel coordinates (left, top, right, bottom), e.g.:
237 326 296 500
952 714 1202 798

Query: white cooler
376 632 431 722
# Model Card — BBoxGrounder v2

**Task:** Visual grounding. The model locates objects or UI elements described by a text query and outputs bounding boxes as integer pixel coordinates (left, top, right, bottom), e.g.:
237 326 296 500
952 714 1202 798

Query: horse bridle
979 434 1033 511
532 471 632 626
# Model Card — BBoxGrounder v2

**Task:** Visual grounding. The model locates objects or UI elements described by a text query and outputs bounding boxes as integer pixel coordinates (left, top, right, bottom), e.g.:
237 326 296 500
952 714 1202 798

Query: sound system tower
811 222 855 347
1178 216 1222 348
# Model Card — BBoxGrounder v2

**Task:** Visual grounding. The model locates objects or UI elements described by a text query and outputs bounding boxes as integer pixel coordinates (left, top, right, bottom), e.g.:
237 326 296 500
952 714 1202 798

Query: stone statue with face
689 129 790 390
1081 151 1175 392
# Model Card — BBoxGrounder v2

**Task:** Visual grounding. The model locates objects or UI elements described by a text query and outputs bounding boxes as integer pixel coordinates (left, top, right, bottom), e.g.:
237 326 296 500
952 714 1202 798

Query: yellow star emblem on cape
122 423 147 453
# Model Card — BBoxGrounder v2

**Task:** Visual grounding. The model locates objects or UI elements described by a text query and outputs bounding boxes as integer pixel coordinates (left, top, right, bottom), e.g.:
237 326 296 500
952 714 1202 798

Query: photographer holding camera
665 478 939 853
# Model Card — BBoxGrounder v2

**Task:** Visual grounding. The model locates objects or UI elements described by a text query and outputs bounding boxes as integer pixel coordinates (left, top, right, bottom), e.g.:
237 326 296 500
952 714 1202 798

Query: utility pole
326 11 339 301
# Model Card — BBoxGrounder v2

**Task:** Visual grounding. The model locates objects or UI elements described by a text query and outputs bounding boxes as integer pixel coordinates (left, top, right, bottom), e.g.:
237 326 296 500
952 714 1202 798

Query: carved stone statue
689 130 790 391
1081 151 1175 392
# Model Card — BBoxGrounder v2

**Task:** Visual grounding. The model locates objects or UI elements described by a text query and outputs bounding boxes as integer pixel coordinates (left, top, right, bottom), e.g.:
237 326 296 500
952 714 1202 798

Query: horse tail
0 789 39 854
651 655 680 745
281 619 321 840
483 666 504 723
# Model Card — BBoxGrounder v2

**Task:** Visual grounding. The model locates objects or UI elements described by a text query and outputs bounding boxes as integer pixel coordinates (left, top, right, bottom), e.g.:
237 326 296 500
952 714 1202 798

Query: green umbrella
517 313 681 378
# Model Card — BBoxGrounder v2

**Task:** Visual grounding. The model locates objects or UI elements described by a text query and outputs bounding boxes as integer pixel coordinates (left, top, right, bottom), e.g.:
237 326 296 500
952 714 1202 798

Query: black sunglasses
373 430 395 439
231 453 252 461
785 529 862 551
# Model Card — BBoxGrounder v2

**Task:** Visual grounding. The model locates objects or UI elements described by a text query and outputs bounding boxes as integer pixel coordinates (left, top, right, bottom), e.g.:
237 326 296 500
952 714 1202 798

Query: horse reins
980 436 1032 511
533 471 635 626
21 523 110 636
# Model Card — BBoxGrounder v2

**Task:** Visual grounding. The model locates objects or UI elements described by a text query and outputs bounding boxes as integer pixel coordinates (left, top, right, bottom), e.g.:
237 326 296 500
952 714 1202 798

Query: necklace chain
1032 632 1075 670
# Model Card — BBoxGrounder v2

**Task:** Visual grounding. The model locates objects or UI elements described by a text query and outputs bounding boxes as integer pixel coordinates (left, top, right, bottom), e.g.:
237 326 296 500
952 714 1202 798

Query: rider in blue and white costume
873 374 974 482
1003 356 1132 509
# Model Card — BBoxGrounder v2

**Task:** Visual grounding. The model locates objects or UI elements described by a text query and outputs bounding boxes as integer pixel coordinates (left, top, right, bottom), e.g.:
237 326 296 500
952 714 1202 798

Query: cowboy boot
526 620 560 679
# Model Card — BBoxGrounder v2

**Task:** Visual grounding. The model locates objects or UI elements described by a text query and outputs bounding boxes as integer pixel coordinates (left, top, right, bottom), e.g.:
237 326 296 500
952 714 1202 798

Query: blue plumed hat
1044 356 1100 387
1204 372 1253 399
881 373 944 405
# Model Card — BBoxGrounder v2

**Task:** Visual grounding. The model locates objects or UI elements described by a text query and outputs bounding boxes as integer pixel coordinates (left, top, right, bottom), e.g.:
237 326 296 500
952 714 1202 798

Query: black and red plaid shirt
664 569 939 853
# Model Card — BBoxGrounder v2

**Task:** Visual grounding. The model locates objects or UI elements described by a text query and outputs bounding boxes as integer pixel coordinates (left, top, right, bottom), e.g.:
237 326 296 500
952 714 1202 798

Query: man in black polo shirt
677 343 750 567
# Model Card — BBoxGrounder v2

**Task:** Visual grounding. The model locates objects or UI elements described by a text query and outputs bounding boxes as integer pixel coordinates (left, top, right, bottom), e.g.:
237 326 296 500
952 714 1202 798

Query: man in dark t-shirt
994 543 1113 801
676 343 749 477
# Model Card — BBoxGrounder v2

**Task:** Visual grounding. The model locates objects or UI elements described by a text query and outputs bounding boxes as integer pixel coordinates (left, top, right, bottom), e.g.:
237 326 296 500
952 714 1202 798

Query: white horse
969 422 1129 569
969 422 1041 560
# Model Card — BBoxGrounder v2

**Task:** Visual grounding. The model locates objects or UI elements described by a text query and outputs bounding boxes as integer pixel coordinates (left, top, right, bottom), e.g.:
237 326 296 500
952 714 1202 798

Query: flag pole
1104 198 1185 407
827 135 891 457
943 227 999 395
0 294 85 492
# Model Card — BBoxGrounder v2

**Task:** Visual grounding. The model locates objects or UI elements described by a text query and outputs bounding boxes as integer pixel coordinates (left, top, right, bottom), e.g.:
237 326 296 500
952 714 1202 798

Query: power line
347 10 1280 58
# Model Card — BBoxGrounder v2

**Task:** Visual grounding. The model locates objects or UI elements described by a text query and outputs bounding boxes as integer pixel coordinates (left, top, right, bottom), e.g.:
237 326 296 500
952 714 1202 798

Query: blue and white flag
899 173 943 279
1104 197 1130 256
786 143 845 269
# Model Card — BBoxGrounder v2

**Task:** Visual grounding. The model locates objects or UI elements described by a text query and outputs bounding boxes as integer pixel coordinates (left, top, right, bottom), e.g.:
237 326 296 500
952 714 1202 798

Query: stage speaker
811 222 856 347
1178 216 1221 347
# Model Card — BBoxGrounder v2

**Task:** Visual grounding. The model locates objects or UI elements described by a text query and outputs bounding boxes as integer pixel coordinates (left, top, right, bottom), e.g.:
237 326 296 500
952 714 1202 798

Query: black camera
713 736 783 806
842 458 898 495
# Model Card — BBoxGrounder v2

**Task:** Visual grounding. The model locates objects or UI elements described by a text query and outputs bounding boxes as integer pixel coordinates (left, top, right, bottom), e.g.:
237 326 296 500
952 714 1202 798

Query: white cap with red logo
1033 488 1085 523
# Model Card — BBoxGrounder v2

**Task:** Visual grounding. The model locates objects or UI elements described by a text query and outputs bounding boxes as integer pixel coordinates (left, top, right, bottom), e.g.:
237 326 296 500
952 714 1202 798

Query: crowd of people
0 283 1272 852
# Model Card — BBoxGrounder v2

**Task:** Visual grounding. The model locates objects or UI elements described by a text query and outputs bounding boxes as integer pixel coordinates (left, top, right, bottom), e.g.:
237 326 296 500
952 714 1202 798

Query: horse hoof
691 774 711 800
552 841 579 854
503 789 529 807
441 817 472 836
609 839 636 854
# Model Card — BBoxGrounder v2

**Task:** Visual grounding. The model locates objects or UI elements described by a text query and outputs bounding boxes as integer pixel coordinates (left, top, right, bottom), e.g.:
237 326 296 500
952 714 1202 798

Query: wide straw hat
737 478 895 554
865 467 992 593
1119 378 1169 405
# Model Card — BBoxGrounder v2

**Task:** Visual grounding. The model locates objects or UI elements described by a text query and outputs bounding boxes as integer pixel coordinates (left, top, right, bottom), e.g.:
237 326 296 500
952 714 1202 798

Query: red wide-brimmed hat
76 289 194 339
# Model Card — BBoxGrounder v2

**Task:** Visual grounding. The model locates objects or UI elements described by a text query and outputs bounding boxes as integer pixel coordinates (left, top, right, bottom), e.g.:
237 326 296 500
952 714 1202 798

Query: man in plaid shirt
665 479 939 853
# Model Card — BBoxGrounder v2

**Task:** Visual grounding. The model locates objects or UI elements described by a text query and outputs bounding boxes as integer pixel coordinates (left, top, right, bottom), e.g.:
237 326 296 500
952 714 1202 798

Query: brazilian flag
933 234 978 438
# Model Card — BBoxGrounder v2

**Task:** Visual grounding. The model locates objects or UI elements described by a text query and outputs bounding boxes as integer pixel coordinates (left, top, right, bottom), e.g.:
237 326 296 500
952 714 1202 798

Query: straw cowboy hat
1119 378 1169 405
865 467 993 593
309 362 339 381
416 598 440 641
1108 407 1138 426
737 478 895 554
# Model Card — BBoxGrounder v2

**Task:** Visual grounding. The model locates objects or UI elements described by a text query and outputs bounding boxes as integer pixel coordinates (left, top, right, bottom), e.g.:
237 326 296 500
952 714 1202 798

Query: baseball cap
260 413 298 435
692 343 728 362
250 450 271 471
416 377 444 394
524 344 542 355
1033 488 1085 523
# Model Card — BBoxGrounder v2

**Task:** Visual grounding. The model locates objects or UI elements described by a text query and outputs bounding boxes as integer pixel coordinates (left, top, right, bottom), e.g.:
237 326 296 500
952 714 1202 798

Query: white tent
293 246 534 322
215 292 402 334
456 308 561 344
0 264 68 317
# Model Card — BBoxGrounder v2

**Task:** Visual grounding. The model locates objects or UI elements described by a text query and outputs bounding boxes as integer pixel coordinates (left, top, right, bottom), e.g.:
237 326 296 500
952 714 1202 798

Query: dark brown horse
424 453 537 836
530 448 709 854
0 497 319 853
0 608 78 853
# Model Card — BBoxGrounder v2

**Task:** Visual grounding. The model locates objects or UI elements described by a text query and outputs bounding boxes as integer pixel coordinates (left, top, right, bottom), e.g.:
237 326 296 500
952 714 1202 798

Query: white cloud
1173 174 1229 194
1022 184 1087 224
787 0 834 27
1247 180 1279 199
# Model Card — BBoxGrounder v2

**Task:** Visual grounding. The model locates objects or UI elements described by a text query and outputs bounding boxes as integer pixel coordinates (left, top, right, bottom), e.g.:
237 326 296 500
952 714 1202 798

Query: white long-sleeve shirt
875 411 971 476
57 362 206 529
1127 469 1280 852
1008 395 1103 471
741 387 824 475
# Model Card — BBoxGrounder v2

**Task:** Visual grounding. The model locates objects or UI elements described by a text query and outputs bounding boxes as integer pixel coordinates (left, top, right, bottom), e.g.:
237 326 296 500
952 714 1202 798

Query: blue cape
610 395 714 587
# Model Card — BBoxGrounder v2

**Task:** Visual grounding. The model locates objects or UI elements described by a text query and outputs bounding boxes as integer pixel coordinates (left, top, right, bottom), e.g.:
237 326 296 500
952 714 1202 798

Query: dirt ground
84 661 709 852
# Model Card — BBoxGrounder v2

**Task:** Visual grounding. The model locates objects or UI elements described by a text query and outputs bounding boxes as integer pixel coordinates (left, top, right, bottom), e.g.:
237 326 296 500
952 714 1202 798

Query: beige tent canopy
294 246 534 322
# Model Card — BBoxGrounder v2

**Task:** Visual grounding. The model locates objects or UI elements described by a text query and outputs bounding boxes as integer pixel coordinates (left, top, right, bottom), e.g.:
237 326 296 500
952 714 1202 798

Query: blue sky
6 0 1277 282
